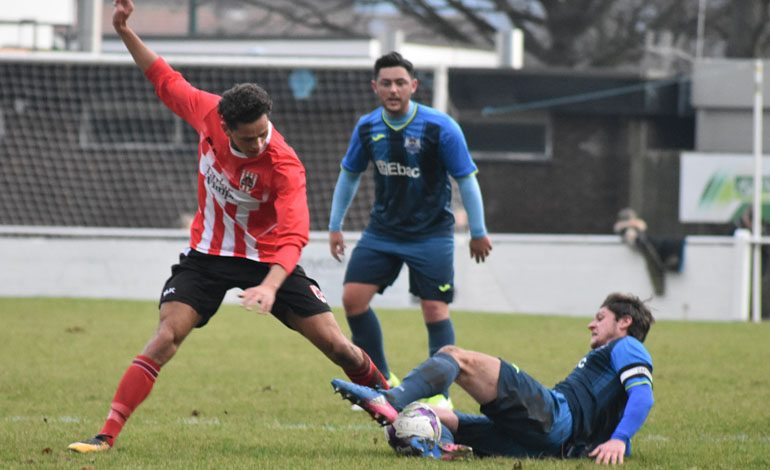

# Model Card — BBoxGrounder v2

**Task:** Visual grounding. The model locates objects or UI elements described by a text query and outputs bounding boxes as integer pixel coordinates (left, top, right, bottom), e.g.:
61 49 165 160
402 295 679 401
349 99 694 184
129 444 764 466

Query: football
384 401 441 454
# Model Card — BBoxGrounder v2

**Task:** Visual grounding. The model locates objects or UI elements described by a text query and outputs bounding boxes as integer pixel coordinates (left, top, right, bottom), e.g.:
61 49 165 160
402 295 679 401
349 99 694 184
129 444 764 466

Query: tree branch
237 0 361 36
445 0 497 45
391 0 474 43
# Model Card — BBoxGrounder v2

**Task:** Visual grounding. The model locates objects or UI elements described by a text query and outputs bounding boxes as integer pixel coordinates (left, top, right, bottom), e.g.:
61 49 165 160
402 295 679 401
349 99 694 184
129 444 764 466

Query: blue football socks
386 352 460 410
347 308 389 378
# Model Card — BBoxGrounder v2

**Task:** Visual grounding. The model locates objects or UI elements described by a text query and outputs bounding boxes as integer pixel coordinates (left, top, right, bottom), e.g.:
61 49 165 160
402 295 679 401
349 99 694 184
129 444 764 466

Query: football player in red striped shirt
68 0 387 453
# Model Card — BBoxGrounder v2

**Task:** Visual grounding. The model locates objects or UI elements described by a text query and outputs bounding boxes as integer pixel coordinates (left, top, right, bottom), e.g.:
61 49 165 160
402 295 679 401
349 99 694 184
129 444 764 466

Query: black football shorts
159 249 331 328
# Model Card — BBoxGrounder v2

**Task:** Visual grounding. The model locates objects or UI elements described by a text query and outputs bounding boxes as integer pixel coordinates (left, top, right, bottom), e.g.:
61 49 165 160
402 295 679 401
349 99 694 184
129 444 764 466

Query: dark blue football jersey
554 336 653 454
341 103 477 239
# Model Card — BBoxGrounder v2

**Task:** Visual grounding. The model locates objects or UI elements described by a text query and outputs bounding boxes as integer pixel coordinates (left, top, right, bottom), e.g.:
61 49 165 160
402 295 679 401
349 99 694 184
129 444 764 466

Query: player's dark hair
218 83 272 130
602 292 655 343
374 51 415 79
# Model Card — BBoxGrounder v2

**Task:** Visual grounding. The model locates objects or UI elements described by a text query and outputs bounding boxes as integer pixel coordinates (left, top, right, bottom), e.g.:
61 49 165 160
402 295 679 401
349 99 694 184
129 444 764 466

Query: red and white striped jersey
145 58 309 273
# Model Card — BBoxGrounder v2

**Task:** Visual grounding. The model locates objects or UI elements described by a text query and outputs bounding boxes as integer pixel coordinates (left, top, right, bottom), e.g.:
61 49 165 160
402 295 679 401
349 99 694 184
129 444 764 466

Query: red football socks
99 355 160 445
345 350 389 390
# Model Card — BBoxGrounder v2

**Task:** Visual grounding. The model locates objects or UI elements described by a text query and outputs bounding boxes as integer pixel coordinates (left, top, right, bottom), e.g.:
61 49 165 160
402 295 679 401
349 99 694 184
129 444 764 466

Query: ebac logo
375 160 420 178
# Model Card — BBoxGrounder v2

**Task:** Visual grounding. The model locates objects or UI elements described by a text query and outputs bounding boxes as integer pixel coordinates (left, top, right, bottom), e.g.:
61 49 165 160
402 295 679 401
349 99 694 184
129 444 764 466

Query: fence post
734 229 752 321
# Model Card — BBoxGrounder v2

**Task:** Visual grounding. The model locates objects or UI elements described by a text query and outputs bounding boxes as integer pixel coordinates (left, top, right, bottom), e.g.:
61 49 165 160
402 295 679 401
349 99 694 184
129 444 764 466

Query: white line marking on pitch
269 421 375 432
6 416 81 423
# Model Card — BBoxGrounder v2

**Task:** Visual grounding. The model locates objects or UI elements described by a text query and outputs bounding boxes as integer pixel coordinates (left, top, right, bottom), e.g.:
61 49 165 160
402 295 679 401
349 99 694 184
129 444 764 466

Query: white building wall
0 0 74 49
0 229 747 321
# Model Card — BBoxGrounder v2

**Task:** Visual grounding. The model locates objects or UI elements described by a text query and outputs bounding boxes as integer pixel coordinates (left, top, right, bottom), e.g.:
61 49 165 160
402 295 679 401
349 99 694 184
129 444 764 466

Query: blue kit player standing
331 292 655 464
328 52 493 407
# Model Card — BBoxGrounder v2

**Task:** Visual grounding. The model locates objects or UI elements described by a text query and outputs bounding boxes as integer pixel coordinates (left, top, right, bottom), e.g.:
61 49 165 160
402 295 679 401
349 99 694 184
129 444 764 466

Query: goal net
0 54 434 231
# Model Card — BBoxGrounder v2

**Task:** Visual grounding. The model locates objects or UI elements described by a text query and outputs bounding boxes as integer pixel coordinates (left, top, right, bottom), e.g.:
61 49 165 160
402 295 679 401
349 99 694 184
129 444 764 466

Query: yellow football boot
67 435 111 453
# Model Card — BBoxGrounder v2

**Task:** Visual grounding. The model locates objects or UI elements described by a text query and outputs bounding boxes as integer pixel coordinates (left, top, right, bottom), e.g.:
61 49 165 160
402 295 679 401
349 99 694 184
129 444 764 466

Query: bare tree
236 0 363 36
707 0 770 58
186 0 770 66
383 0 703 67
381 0 770 64
188 0 368 37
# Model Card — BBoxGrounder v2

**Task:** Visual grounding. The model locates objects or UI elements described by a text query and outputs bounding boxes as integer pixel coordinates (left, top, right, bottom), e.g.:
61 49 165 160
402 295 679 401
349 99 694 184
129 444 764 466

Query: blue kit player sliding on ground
328 51 493 407
331 292 655 464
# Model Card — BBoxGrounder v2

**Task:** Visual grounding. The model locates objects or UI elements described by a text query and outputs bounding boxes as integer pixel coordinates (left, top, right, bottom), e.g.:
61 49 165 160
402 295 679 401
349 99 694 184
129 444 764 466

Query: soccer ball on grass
384 401 441 455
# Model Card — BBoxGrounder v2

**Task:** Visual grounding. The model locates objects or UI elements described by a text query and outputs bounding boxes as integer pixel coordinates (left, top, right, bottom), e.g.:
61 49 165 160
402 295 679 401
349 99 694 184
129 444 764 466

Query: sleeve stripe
625 380 652 391
620 366 652 384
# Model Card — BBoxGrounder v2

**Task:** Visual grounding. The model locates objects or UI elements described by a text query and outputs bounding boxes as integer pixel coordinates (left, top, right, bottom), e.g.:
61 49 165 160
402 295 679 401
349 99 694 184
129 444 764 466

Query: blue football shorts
453 360 573 458
343 231 455 302
159 249 331 328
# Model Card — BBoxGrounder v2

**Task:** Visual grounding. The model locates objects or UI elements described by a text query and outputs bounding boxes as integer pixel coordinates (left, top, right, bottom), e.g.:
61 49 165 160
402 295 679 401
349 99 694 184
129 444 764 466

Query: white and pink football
384 401 441 454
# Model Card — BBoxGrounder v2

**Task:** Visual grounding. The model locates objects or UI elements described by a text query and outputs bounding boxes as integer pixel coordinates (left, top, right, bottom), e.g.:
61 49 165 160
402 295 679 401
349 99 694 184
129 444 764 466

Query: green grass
1 297 769 469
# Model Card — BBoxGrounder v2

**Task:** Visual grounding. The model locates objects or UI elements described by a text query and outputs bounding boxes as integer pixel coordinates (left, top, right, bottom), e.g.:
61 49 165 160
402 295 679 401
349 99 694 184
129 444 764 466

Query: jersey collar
382 101 417 132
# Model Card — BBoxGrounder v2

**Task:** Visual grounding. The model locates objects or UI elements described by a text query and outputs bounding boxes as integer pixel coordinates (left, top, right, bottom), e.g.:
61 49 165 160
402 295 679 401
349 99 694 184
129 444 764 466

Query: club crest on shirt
404 136 421 154
309 285 328 303
239 170 258 192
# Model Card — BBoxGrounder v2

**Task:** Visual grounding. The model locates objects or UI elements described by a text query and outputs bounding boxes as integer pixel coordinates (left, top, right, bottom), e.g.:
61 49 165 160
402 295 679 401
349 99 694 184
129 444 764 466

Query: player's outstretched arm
113 0 158 72
591 379 653 464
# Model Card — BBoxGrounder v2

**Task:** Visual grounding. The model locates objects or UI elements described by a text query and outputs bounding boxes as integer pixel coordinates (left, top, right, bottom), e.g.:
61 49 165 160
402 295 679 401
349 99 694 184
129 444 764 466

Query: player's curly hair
374 51 414 79
602 292 655 343
218 83 272 130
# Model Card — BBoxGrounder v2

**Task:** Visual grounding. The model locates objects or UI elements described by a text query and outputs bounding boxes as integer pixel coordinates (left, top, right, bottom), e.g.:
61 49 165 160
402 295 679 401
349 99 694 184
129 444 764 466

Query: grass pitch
1 297 769 469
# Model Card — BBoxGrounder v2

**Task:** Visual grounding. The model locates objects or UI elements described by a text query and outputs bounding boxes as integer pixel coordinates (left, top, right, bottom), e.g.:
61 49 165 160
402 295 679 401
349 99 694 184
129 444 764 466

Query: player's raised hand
588 438 626 465
112 0 134 31
329 231 346 262
469 235 492 263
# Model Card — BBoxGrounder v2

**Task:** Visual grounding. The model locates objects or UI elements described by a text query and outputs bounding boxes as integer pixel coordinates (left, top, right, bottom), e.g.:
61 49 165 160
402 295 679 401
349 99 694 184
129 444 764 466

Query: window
79 101 184 150
459 112 551 161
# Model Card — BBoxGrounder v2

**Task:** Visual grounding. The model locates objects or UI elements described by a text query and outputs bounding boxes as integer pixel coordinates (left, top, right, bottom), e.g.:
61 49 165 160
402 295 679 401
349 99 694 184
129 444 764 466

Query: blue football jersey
554 336 653 454
341 103 477 238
